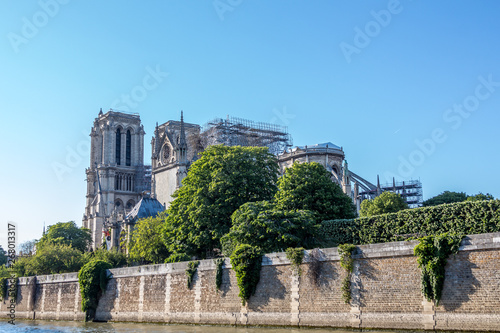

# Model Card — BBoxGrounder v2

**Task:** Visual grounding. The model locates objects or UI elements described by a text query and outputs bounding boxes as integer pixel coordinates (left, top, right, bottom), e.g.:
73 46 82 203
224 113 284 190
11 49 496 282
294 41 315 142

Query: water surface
0 320 368 333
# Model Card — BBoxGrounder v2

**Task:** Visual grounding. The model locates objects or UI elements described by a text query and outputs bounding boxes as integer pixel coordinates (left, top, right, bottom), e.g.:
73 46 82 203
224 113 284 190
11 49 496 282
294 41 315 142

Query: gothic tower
151 112 201 208
82 109 146 249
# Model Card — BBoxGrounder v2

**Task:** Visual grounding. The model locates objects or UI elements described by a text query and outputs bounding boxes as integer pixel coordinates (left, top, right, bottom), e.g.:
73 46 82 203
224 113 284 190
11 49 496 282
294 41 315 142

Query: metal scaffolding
201 116 293 155
358 179 423 208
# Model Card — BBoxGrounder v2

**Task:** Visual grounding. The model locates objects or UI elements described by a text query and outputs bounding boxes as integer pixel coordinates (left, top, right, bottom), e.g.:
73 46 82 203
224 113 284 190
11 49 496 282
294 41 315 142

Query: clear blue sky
1 0 500 246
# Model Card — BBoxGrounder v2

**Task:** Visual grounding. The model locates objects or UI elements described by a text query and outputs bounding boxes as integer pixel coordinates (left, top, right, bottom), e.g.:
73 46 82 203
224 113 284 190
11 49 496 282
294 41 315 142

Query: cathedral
83 109 422 249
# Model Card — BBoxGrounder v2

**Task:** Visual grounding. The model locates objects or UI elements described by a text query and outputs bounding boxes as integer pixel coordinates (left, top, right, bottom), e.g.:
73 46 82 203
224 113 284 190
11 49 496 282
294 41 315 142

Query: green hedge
322 200 500 245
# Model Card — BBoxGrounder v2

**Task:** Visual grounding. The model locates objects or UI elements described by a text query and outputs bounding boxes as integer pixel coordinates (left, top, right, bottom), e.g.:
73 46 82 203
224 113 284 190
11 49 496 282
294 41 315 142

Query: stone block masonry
2 232 500 331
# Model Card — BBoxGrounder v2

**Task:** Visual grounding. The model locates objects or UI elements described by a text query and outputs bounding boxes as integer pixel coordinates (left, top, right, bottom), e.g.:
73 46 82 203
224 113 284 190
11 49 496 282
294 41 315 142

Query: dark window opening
126 130 131 166
116 128 121 165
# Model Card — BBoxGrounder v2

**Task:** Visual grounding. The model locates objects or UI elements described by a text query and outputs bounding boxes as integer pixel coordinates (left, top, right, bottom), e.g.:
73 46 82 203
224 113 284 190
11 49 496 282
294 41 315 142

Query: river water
0 320 402 333
0 320 369 333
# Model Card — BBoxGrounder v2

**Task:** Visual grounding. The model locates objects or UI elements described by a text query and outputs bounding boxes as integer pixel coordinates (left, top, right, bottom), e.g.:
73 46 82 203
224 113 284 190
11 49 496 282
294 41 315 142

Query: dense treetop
163 145 279 258
359 191 409 217
274 162 356 221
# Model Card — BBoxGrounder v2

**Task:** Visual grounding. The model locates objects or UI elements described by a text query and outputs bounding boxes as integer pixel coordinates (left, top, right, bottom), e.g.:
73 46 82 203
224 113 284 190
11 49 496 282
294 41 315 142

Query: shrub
322 200 500 246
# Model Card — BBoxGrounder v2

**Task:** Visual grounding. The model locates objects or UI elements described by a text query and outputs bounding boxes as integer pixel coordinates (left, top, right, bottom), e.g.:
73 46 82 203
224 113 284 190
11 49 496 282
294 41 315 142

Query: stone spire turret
178 111 187 163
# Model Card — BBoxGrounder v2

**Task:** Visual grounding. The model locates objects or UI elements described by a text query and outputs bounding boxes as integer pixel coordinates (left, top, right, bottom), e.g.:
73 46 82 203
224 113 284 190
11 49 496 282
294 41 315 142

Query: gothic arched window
126 130 131 166
116 128 121 165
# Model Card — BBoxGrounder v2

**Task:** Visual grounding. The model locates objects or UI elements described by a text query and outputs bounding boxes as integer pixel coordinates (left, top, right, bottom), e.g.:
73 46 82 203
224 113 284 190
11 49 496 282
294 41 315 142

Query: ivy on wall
0 277 7 301
185 261 199 289
230 244 263 305
9 277 18 302
214 258 224 290
338 244 356 304
414 233 463 305
285 247 305 276
307 248 322 286
78 260 112 322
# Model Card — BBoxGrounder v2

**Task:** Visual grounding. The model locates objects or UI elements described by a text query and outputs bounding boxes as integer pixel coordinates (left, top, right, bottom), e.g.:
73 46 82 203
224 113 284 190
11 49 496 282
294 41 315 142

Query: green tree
38 221 92 253
221 201 319 255
0 265 10 278
359 191 408 217
423 191 467 207
128 213 170 264
12 243 84 276
163 145 279 258
0 246 7 266
18 240 37 256
467 192 495 201
274 162 356 221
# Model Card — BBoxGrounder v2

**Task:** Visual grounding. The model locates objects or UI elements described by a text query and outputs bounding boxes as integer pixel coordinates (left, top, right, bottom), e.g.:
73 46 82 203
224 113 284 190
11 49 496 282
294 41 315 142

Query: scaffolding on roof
201 116 293 155
358 179 423 208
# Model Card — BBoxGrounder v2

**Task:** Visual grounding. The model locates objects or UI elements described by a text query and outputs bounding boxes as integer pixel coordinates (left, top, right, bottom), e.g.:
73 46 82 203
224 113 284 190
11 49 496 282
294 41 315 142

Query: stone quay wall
2 232 500 331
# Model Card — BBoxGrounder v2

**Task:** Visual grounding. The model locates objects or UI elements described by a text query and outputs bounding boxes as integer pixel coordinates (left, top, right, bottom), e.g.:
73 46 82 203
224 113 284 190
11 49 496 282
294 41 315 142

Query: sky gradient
1 0 500 245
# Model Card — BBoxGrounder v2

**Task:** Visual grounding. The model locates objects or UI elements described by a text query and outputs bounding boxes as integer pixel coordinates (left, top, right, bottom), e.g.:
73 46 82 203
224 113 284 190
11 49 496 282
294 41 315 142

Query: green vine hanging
185 261 199 289
286 247 305 276
78 260 112 322
0 277 7 301
414 233 463 305
338 244 356 304
214 258 224 290
230 244 263 305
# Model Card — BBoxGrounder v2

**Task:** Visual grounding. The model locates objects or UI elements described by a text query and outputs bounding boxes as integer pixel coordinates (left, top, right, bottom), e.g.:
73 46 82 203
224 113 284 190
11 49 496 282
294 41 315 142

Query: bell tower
82 109 146 250
151 111 201 208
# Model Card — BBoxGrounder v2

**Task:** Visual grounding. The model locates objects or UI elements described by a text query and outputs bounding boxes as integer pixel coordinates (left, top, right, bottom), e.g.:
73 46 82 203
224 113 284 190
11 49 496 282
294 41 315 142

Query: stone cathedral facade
83 109 422 249
82 110 147 249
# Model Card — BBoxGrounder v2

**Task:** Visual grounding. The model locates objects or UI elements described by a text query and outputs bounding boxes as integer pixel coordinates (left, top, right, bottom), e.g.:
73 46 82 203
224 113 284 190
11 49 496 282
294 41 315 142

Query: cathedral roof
125 197 165 222
298 142 340 149
286 142 342 153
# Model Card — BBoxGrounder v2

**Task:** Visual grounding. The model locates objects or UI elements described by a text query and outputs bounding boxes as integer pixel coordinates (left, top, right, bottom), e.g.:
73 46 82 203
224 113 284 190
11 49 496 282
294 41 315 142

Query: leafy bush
185 261 199 289
78 260 112 321
322 200 500 246
222 201 319 256
285 247 304 276
230 244 263 305
414 233 463 305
